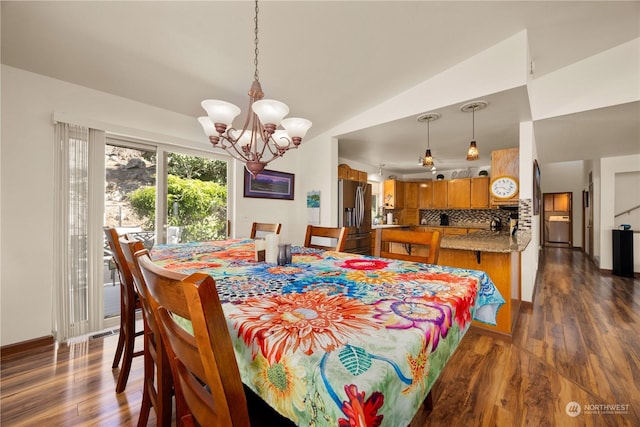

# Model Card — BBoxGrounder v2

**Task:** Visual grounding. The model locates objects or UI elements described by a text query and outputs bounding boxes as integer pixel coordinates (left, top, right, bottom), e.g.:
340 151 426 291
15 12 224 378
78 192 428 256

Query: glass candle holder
277 244 287 266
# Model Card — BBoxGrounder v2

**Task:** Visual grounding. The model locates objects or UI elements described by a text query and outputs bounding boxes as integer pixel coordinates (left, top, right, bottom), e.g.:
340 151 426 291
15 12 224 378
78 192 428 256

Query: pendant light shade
466 140 479 161
460 101 487 161
417 112 440 168
423 148 434 166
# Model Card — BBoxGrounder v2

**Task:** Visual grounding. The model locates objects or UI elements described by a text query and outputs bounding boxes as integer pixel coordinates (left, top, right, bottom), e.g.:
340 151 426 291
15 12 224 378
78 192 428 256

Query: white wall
615 171 640 273
0 65 307 346
539 161 585 248
615 172 640 231
529 38 639 120
329 31 529 138
600 154 640 272
519 121 539 303
232 152 302 245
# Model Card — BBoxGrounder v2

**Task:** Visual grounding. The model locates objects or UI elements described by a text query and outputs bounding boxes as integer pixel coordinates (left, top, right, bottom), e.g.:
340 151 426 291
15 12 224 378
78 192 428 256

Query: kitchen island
374 225 530 338
438 230 531 339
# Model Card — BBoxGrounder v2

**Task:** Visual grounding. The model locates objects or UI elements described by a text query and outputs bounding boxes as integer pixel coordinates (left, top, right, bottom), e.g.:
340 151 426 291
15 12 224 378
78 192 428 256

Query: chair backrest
119 236 154 326
249 222 282 239
134 251 251 427
104 228 138 314
303 225 348 251
120 236 174 426
374 228 442 264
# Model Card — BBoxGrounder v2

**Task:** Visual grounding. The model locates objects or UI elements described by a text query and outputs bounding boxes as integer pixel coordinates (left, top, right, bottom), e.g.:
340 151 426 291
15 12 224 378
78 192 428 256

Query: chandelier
460 100 487 161
417 112 439 173
198 0 312 177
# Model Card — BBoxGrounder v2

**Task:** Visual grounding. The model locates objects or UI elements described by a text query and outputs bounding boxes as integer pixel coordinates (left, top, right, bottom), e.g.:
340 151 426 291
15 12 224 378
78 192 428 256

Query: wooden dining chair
374 228 442 264
249 222 282 239
119 236 173 427
303 225 348 251
134 251 296 427
135 252 247 426
104 227 144 394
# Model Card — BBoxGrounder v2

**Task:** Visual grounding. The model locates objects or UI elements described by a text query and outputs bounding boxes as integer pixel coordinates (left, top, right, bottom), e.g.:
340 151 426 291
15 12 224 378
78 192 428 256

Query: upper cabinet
544 193 570 212
417 181 434 209
433 180 448 209
447 178 471 209
404 181 419 209
490 148 519 206
471 177 490 208
383 179 405 209
338 164 368 182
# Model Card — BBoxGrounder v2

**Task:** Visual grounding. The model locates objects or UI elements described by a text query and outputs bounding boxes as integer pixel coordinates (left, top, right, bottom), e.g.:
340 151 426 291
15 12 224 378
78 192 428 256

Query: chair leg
111 286 126 369
137 387 152 427
157 336 173 427
111 324 125 369
137 323 155 427
115 305 137 393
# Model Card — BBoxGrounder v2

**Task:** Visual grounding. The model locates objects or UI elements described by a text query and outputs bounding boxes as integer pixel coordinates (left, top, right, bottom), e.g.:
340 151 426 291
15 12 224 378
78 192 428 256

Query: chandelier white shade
198 0 311 176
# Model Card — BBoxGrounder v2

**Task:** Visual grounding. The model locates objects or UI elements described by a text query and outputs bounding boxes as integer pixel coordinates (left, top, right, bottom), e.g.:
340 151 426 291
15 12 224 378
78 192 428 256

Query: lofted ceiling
2 1 638 175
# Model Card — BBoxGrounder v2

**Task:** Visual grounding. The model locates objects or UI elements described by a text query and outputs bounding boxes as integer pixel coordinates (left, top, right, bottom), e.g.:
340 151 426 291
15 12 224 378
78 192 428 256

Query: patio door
103 138 229 321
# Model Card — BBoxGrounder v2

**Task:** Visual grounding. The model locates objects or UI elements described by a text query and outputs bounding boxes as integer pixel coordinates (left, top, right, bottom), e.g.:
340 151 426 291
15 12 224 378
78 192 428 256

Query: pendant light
417 112 440 167
460 100 487 161
198 0 312 177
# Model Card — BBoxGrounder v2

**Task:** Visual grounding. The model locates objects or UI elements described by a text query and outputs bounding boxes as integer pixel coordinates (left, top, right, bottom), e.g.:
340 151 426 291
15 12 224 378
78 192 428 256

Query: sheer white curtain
53 122 105 342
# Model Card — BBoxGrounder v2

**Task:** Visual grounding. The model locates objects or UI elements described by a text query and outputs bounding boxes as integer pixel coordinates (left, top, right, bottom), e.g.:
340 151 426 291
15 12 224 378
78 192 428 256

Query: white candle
265 233 279 263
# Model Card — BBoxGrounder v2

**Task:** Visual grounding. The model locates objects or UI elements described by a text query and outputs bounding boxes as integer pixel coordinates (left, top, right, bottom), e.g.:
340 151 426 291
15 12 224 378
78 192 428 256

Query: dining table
150 238 505 427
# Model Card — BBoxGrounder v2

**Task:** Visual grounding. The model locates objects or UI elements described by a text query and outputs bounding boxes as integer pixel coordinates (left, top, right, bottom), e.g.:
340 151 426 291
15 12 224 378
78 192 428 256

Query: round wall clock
491 176 519 199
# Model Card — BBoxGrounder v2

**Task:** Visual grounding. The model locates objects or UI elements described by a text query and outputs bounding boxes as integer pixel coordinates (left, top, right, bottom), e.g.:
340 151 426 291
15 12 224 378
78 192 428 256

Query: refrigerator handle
355 185 364 228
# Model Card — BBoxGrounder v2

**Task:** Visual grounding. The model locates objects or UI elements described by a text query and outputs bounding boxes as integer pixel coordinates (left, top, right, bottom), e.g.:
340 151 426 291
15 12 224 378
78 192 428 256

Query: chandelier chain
253 0 260 82
472 106 475 139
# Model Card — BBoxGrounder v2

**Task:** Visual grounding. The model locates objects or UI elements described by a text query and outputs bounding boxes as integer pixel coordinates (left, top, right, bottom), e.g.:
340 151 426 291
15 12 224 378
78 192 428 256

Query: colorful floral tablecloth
151 239 504 427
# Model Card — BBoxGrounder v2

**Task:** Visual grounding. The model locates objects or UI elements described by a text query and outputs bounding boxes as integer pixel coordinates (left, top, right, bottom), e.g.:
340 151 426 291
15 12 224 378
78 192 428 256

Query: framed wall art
244 168 295 200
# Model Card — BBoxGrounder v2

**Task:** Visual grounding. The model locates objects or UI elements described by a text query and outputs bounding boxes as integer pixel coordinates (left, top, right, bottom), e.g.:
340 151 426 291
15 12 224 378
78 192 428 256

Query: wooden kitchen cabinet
433 180 448 208
439 248 521 337
404 182 419 209
543 194 552 211
443 227 468 236
383 179 404 209
417 181 433 209
447 178 471 208
400 208 420 225
338 164 368 182
413 226 443 233
471 177 490 208
490 148 519 206
544 193 570 212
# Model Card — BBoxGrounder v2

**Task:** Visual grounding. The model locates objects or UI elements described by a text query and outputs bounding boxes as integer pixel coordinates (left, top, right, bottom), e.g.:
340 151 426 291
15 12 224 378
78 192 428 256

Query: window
101 138 230 324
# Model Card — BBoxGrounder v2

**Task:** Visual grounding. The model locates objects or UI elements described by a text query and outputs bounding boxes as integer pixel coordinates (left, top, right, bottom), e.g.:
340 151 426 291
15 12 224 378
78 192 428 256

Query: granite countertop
441 230 531 253
372 224 410 229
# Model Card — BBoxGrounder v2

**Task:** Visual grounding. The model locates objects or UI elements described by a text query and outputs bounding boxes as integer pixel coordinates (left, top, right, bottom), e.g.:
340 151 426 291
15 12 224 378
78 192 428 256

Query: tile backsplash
419 208 519 228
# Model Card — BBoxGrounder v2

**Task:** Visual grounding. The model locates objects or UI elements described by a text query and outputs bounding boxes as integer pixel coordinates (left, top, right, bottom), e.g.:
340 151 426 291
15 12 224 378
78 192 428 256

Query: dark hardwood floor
1 247 638 426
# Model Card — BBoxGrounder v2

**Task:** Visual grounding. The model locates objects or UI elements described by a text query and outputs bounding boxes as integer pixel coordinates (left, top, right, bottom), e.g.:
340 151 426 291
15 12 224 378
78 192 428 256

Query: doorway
543 192 573 247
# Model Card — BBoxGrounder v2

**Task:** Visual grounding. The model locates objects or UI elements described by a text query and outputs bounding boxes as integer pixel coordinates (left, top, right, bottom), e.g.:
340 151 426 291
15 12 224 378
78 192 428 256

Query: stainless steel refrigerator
338 179 372 254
